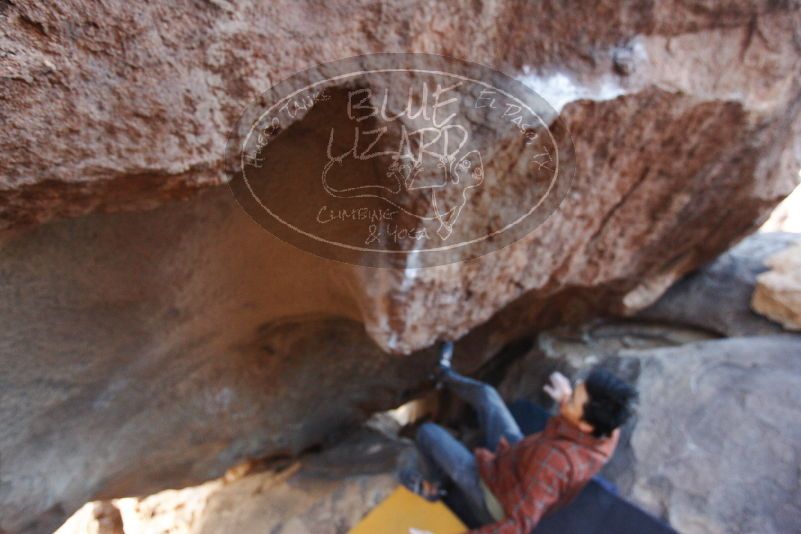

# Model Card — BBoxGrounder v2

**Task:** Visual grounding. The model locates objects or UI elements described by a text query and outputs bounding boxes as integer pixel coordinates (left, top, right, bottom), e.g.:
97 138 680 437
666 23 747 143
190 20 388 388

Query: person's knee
416 422 441 447
478 382 502 404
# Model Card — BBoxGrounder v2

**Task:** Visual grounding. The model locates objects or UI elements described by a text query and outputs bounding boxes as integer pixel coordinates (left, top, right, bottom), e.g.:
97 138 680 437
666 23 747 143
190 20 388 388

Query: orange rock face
1 1 801 533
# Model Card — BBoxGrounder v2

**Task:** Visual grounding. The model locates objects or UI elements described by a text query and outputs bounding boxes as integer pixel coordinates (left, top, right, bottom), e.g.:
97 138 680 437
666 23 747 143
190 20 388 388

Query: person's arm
465 445 570 534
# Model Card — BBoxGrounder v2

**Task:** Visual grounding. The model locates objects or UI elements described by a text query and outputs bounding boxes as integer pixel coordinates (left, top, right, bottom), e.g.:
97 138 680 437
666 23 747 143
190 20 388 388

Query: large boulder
0 273 435 534
2 1 801 532
616 335 801 534
5 0 801 233
2 0 801 354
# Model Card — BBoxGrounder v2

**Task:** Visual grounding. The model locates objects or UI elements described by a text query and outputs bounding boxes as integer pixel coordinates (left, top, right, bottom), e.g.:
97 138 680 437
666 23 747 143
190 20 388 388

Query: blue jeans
415 369 529 523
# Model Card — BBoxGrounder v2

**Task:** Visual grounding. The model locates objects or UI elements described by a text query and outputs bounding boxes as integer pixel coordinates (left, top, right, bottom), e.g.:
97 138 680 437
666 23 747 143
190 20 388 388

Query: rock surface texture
56 428 404 534
619 336 801 534
2 1 801 532
638 232 801 336
2 0 801 353
752 241 801 330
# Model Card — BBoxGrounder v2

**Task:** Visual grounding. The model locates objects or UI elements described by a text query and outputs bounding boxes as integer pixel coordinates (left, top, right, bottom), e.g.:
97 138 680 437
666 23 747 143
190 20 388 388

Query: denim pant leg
416 422 494 523
442 369 524 450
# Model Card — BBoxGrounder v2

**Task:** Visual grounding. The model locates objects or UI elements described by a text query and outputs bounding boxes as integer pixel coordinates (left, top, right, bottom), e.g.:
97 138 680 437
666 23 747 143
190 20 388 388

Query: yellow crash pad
349 486 466 534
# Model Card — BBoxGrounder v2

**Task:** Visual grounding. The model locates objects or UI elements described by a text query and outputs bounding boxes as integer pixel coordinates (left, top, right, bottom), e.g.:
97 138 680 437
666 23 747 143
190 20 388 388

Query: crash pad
349 485 466 534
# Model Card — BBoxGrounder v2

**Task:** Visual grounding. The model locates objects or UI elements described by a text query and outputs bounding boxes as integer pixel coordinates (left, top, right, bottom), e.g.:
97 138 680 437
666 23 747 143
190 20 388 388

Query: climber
400 341 638 533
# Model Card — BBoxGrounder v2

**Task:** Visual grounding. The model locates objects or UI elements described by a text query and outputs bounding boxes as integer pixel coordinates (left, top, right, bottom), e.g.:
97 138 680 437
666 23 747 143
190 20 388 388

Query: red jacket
468 415 619 534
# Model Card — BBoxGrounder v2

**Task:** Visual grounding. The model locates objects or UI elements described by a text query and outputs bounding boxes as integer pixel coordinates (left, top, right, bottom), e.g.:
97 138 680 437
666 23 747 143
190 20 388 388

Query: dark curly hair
582 367 638 438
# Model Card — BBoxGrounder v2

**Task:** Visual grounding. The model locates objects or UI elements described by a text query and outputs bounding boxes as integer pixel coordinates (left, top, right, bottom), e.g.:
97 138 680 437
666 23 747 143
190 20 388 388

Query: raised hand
543 371 572 403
